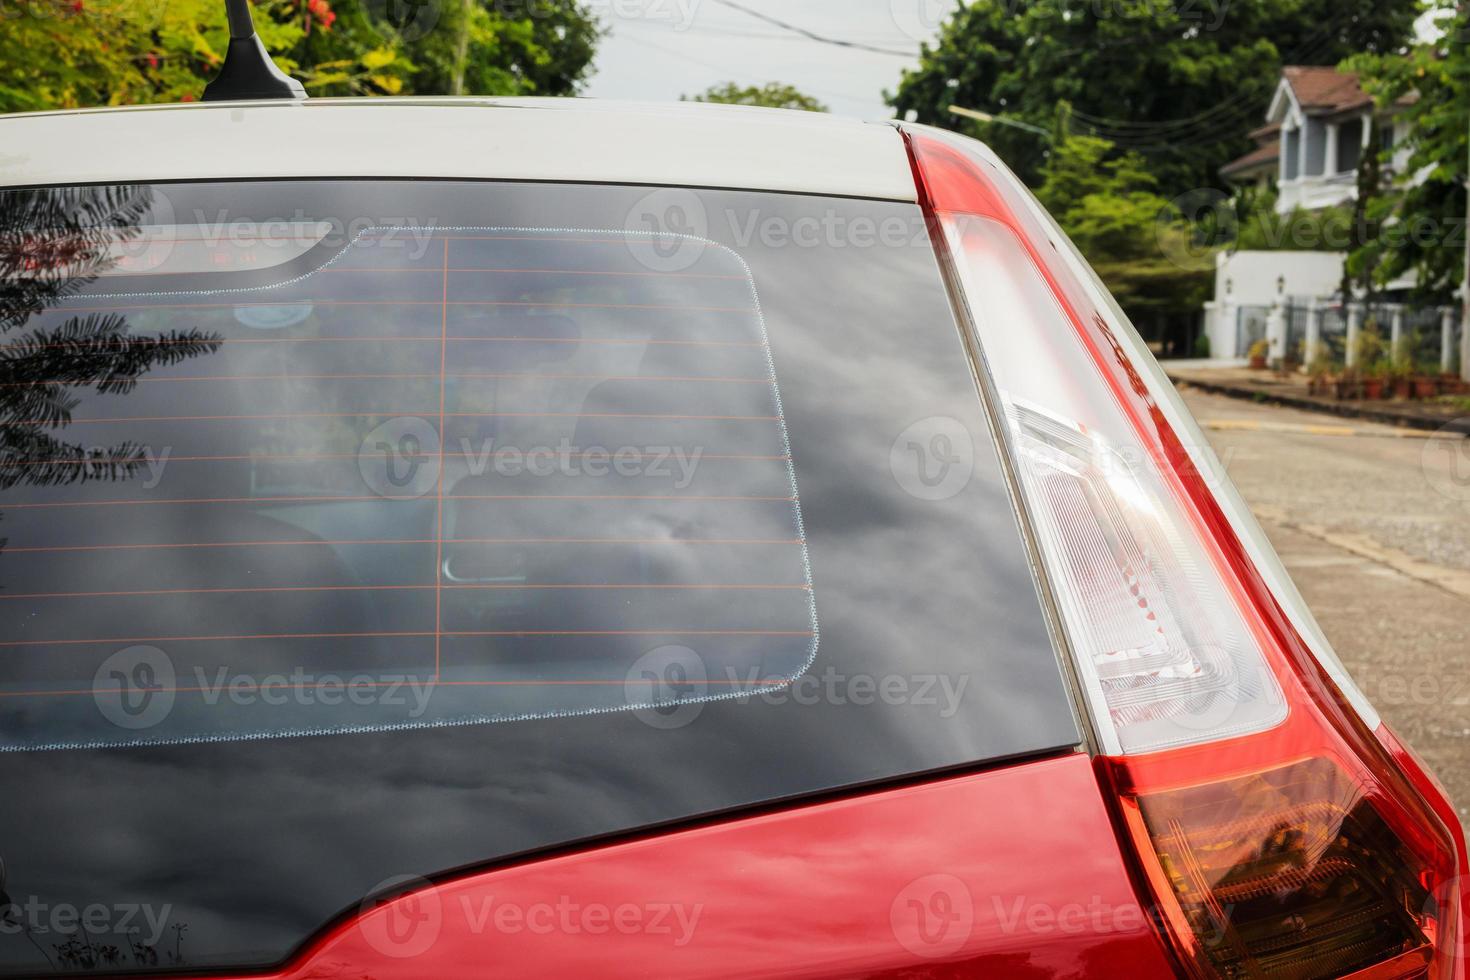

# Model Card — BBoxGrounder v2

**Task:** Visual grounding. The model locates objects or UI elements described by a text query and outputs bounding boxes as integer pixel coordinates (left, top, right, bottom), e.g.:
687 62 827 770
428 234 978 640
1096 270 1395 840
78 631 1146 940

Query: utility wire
616 33 879 105
705 0 920 58
1049 5 1389 147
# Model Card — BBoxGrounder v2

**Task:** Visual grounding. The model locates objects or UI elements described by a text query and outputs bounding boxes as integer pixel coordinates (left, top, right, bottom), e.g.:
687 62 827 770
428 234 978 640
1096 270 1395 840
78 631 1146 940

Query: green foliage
1035 127 1212 316
886 0 1421 198
0 0 306 111
684 82 828 113
394 0 602 98
1234 200 1359 252
1037 133 1166 258
1351 323 1386 371
1343 0 1469 304
1340 117 1385 303
0 0 602 112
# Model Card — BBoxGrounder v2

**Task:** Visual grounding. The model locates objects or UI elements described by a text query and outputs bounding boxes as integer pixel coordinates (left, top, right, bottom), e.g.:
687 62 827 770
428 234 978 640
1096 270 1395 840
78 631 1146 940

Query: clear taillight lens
905 123 1468 980
922 166 1285 754
1009 396 1286 752
954 202 1288 752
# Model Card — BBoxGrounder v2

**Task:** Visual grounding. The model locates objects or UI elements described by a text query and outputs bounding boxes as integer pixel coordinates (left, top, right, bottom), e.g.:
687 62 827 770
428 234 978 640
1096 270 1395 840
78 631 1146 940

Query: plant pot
1249 355 1268 370
1334 379 1359 400
1393 379 1413 400
1363 379 1385 400
1413 377 1439 399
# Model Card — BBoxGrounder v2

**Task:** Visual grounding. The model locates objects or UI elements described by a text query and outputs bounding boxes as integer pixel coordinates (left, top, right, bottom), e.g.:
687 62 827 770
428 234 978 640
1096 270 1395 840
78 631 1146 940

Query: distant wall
1213 250 1345 306
1206 250 1346 358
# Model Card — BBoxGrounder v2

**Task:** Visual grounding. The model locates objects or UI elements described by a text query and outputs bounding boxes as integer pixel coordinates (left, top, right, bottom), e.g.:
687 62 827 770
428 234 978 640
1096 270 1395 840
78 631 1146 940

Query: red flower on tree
306 0 335 30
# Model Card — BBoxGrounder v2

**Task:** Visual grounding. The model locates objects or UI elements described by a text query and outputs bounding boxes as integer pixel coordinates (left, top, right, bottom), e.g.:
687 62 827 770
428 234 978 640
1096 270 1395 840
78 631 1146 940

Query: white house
1206 66 1463 376
1220 66 1415 214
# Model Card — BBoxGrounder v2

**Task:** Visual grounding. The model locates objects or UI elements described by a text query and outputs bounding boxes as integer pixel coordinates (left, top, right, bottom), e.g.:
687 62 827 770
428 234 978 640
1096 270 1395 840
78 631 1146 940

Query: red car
0 20 1464 980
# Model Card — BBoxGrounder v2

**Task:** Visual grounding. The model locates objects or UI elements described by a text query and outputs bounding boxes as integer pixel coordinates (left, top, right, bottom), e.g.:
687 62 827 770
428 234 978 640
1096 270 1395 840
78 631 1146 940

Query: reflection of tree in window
0 185 223 561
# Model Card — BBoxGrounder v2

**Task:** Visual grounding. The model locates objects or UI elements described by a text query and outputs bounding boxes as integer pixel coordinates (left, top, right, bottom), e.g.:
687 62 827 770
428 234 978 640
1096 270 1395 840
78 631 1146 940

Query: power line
705 0 920 58
1036 4 1393 148
618 18 918 45
615 33 880 106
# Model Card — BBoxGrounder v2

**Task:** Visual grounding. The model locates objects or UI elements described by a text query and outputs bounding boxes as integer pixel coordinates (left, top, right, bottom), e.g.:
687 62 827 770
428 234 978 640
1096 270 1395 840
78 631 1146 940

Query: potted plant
1362 364 1386 401
1413 373 1440 399
1345 327 1388 399
1388 340 1414 399
1335 366 1361 400
1281 339 1303 375
1304 342 1332 396
1247 339 1269 370
1307 367 1332 397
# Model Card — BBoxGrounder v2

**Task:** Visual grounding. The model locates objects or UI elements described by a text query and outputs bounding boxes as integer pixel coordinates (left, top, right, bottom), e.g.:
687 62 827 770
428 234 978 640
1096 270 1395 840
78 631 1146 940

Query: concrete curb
1167 373 1470 436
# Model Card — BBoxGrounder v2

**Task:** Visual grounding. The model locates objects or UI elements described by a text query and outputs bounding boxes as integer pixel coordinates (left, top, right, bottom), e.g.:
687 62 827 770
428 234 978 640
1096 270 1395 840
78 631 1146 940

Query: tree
1232 195 1360 254
887 0 1421 198
1343 0 1469 305
0 0 316 112
1340 118 1385 304
1034 126 1211 319
389 0 601 98
684 82 828 113
0 0 601 112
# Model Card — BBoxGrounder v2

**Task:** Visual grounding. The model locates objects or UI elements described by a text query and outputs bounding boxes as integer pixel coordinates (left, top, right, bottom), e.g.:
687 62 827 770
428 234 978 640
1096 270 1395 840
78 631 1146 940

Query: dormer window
1282 127 1300 180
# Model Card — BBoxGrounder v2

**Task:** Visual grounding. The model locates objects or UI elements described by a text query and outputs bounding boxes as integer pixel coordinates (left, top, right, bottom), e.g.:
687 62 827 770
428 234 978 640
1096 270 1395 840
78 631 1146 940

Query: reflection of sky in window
0 227 817 749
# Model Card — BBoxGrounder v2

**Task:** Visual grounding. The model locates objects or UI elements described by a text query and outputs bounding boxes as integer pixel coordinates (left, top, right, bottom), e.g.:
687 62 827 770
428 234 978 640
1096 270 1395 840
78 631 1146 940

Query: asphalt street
1180 387 1470 831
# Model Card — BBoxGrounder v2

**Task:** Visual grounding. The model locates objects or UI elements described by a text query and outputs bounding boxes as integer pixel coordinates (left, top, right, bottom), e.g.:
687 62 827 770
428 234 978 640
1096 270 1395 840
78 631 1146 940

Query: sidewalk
1164 363 1470 436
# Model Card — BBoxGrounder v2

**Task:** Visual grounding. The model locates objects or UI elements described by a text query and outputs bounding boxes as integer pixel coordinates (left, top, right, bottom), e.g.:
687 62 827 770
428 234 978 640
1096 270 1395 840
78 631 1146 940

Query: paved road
1179 387 1470 830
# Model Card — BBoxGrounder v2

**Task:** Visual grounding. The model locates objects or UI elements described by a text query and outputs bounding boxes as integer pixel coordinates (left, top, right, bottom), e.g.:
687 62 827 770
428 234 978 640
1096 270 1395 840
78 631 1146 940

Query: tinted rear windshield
0 180 1076 973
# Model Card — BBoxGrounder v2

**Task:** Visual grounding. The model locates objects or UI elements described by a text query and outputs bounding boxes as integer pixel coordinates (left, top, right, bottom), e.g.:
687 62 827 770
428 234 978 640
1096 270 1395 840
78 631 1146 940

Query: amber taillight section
1136 757 1436 979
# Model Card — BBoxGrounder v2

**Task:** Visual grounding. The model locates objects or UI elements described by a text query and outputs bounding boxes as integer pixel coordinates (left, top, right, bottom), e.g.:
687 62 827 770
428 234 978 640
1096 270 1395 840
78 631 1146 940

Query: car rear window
0 179 1077 973
4 215 814 749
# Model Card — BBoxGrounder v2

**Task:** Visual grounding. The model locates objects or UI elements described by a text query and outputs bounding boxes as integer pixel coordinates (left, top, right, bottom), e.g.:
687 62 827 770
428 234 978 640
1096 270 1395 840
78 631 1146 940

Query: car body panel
0 98 917 201
186 753 1174 979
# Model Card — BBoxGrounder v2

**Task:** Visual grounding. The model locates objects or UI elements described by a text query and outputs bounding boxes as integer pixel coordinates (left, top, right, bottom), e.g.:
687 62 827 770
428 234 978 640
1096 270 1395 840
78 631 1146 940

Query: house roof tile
1220 139 1281 177
1282 65 1375 113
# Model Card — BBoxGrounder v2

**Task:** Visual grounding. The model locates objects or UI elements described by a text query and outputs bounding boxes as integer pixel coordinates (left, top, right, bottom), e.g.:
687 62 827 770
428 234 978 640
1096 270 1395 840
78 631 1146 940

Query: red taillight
903 124 1469 979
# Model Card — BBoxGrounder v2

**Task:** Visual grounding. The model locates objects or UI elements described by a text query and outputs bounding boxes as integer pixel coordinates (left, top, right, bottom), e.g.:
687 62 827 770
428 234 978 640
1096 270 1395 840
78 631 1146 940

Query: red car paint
196 753 1174 979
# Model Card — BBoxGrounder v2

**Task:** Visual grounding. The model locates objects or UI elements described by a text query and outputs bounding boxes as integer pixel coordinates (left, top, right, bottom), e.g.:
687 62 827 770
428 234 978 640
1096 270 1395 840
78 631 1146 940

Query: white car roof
0 97 917 200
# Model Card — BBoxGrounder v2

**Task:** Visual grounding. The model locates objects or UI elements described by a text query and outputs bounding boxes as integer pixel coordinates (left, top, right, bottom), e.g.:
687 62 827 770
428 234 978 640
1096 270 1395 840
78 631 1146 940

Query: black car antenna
201 0 307 102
